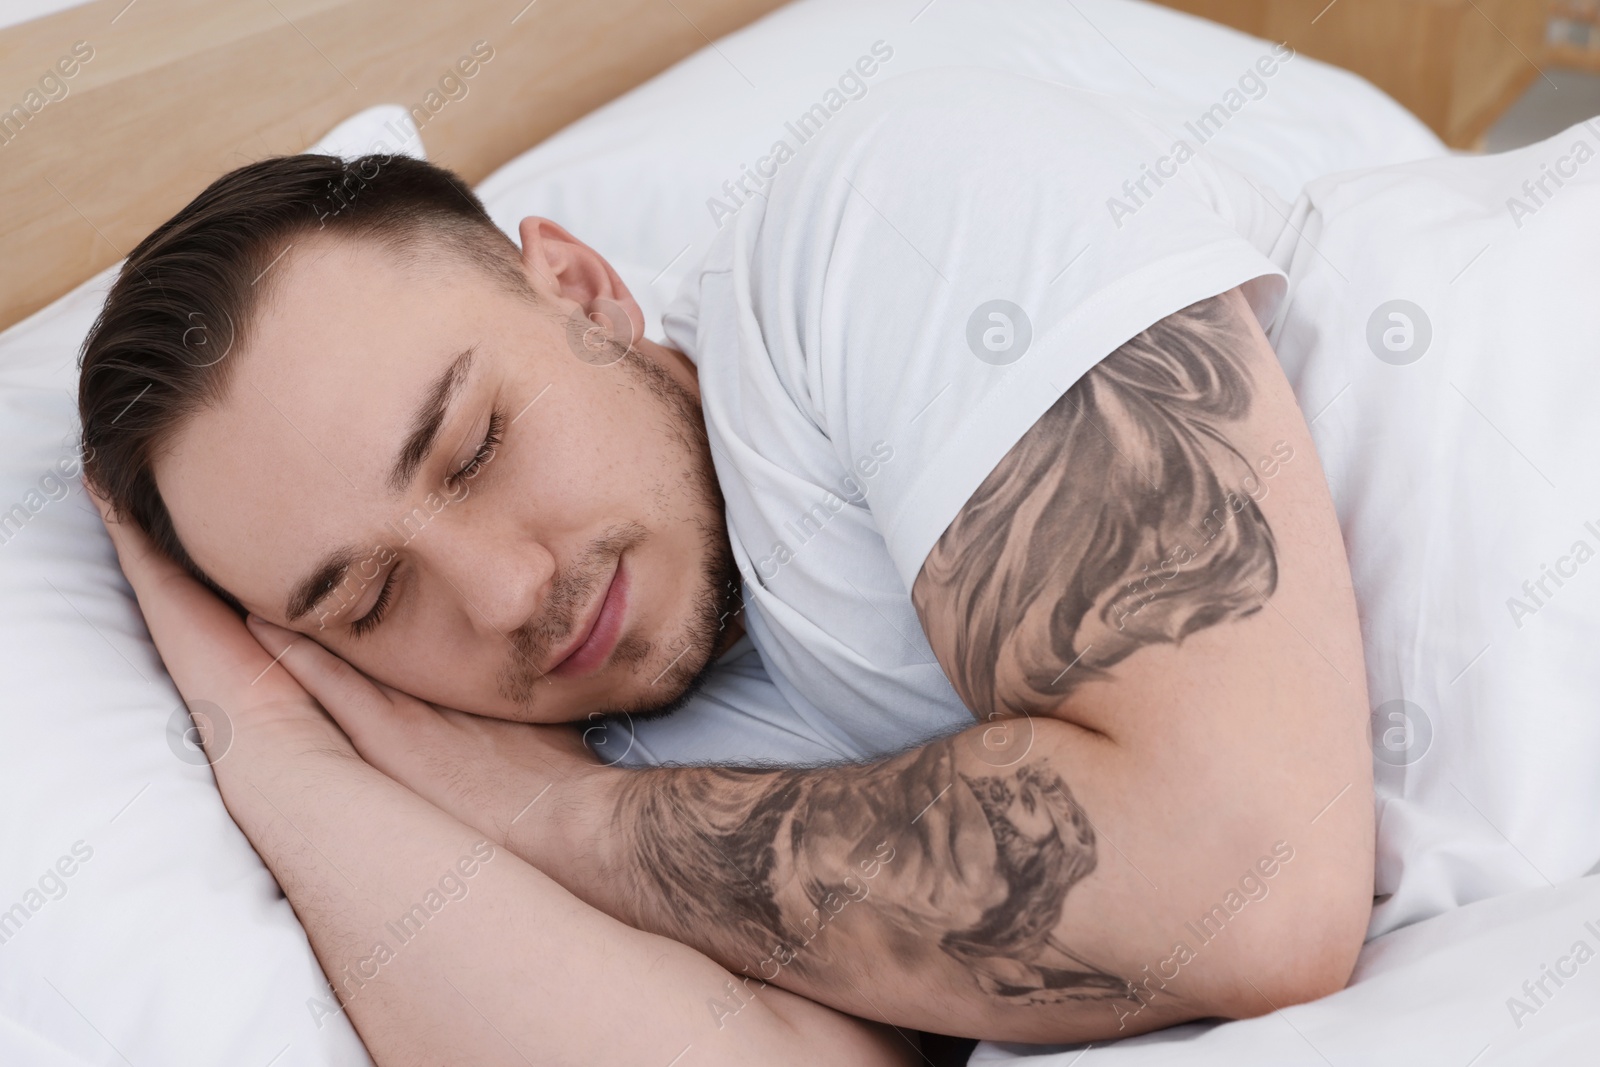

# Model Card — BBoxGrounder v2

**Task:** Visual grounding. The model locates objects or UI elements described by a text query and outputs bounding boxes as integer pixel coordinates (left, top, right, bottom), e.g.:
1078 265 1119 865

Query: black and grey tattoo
914 292 1279 717
615 739 1137 1008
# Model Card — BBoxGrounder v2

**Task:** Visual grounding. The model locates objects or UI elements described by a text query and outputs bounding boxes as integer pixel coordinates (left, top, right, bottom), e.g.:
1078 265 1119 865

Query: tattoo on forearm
615 739 1137 1009
914 292 1280 717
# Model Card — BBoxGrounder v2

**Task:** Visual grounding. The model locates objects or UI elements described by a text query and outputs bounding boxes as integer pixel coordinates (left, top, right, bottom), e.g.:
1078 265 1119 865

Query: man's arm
284 289 1375 1044
543 289 1374 1041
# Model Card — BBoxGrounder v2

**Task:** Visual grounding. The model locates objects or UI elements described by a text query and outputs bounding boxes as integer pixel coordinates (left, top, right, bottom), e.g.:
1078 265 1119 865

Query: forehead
153 235 506 614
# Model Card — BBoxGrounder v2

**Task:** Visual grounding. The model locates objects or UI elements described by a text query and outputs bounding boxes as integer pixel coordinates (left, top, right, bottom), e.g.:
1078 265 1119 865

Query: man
80 68 1372 1064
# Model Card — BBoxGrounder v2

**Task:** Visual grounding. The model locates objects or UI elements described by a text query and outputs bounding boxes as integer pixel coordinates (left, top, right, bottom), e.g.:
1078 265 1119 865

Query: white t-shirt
599 67 1289 766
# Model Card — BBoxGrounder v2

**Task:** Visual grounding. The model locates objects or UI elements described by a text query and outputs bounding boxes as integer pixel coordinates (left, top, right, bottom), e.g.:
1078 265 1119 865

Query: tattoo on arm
913 292 1279 718
610 295 1276 1015
614 740 1136 1008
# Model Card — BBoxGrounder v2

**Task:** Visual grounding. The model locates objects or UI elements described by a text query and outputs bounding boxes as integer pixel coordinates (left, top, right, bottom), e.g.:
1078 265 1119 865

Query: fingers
86 481 113 521
86 481 133 544
100 536 310 712
242 617 454 769
83 490 298 718
87 486 181 589
244 616 391 740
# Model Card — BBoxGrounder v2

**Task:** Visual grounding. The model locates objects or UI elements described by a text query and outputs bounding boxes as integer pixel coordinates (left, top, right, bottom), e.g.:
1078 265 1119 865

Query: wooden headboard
0 0 788 332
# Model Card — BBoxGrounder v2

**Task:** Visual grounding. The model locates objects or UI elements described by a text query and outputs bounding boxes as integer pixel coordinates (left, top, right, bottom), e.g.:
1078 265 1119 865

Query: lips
548 555 628 679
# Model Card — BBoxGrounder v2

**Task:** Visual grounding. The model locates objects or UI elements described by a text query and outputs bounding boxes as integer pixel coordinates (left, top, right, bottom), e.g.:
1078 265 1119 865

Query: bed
3 1 1597 1064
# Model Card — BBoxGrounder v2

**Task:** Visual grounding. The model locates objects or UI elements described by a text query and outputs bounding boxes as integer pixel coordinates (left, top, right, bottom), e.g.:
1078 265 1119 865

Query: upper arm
909 288 1377 1015
910 287 1367 742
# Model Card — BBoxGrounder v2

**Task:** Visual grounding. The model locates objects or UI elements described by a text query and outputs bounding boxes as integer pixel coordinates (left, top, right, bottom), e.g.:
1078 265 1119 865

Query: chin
595 635 719 725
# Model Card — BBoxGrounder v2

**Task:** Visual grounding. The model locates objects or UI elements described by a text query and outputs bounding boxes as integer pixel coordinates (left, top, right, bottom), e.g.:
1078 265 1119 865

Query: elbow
1234 923 1363 1016
1212 867 1371 1018
1203 753 1375 1020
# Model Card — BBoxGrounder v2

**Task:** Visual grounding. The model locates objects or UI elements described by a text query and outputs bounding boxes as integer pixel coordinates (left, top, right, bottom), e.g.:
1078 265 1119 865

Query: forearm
212 718 913 1067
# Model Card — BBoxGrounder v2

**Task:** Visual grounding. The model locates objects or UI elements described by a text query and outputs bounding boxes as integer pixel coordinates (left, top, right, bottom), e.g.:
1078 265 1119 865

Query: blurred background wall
1151 0 1567 150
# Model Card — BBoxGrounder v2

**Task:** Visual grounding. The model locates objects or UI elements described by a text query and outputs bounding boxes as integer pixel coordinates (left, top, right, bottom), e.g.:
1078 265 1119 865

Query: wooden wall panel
0 0 788 331
1154 0 1548 149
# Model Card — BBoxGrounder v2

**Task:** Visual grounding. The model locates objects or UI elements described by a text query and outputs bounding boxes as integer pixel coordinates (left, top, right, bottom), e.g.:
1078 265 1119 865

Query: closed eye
448 407 504 490
348 566 397 638
348 408 503 638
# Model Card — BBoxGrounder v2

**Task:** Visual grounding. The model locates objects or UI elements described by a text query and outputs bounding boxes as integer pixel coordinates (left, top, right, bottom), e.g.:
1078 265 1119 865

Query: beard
495 336 742 722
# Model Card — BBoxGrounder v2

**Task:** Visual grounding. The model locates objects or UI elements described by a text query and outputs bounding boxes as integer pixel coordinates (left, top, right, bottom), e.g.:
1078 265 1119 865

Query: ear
516 217 642 346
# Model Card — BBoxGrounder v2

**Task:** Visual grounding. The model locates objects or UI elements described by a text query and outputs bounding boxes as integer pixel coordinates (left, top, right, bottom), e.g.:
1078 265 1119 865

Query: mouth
547 553 629 679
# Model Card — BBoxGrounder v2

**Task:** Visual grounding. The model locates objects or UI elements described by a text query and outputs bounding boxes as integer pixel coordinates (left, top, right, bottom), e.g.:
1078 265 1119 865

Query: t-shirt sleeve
667 65 1287 595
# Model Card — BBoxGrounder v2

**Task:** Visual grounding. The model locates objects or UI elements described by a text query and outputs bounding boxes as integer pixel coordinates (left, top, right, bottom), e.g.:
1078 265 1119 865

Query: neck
637 338 702 405
713 607 746 659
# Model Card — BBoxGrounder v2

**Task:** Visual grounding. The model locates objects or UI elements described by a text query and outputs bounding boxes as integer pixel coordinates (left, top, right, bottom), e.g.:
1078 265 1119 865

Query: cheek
539 361 712 527
563 359 726 621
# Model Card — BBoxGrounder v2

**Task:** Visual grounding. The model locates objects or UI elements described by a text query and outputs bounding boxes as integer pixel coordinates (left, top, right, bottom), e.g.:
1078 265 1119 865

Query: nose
417 506 553 638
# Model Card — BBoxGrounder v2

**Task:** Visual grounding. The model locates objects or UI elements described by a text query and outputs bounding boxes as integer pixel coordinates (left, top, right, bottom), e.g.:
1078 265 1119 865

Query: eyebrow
281 347 474 625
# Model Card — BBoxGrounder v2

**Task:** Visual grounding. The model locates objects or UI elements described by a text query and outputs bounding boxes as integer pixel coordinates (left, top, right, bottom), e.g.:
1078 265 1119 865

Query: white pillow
0 105 419 1067
474 0 1444 341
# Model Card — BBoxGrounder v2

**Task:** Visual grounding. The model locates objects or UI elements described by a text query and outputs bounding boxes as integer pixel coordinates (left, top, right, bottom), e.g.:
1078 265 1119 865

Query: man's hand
90 487 337 748
245 615 594 860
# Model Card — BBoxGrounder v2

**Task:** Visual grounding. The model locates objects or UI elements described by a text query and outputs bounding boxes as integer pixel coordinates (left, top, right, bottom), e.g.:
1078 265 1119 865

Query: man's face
155 221 738 724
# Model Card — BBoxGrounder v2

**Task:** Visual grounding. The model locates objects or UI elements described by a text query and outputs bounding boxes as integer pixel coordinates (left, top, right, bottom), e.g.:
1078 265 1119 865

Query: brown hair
76 152 532 610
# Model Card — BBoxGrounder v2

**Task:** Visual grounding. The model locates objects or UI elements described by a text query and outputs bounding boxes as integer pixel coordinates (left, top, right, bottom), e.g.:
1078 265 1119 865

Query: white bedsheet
973 874 1600 1065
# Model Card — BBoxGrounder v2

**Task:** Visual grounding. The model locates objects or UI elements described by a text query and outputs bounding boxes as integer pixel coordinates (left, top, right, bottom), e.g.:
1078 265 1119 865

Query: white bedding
1264 122 1600 935
17 0 1586 1063
973 874 1600 1065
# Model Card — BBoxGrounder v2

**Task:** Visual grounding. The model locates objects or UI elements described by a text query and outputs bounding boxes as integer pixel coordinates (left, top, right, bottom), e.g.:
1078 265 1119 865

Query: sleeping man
78 68 1374 1064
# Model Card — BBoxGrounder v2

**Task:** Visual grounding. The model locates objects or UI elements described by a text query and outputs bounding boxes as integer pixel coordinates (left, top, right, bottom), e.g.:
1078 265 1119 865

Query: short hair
76 153 533 611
